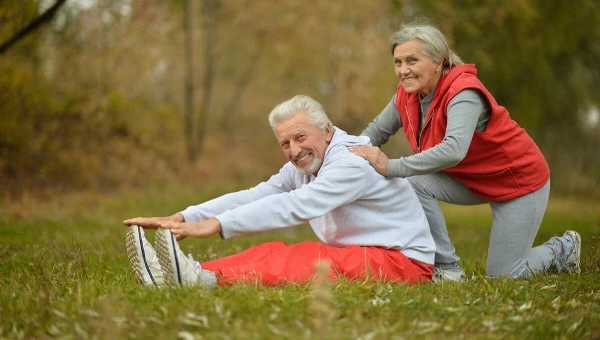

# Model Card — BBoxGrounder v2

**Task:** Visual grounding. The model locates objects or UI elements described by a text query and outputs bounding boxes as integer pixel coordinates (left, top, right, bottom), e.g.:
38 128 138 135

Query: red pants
201 241 433 286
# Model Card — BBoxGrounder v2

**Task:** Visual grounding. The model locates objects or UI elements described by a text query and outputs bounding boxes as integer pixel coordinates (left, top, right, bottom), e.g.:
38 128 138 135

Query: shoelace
563 235 574 254
187 253 203 272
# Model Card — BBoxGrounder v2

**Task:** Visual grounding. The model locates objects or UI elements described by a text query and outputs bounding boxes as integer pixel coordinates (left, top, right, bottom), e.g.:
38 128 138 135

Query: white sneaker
154 228 216 288
563 230 581 273
432 266 466 283
126 225 164 286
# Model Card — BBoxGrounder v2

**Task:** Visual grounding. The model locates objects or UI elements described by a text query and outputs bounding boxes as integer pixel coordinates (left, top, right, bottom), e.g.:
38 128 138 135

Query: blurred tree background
1 0 599 200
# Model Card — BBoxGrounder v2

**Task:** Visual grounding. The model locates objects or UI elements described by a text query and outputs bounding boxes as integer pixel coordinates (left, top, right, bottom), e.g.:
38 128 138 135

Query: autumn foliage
1 0 599 199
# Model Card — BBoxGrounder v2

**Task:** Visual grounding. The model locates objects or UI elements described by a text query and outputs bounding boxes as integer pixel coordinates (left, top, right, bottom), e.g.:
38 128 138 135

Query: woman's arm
351 89 490 177
386 89 489 177
360 95 402 147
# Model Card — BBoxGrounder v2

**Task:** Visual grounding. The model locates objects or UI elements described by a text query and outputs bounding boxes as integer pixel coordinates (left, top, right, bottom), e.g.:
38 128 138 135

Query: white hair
389 20 464 72
268 95 332 132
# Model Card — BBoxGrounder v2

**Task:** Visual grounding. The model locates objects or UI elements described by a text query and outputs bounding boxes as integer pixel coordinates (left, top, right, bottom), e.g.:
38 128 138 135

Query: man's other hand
123 213 184 229
159 218 222 241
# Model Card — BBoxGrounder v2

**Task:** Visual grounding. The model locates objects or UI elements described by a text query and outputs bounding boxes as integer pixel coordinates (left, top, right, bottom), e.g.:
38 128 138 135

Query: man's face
275 111 333 176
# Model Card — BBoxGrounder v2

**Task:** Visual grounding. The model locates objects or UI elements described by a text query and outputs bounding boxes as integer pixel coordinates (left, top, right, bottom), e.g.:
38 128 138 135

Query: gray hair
389 21 464 72
268 95 332 132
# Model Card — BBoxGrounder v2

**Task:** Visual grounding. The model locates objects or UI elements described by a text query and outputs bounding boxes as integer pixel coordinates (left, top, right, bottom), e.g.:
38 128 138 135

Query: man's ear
325 124 333 143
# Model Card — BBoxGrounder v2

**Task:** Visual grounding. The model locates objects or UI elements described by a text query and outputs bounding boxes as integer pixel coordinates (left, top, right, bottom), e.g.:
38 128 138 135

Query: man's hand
349 145 389 176
159 218 222 241
123 213 184 230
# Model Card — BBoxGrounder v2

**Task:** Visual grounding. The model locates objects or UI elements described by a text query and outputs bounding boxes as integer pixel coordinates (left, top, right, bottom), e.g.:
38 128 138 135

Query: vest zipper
405 105 419 153
418 109 434 154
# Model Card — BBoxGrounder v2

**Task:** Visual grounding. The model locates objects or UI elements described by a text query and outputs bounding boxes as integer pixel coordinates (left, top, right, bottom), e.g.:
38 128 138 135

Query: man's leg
408 173 487 269
201 241 288 272
211 241 433 286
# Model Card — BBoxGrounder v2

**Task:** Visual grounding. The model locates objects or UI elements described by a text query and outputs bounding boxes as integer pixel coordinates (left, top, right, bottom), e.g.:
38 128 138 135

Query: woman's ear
436 59 446 73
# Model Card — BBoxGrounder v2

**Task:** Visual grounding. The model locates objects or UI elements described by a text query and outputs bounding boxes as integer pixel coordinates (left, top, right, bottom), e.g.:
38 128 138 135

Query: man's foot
154 228 216 288
563 230 581 273
432 266 466 283
126 225 164 286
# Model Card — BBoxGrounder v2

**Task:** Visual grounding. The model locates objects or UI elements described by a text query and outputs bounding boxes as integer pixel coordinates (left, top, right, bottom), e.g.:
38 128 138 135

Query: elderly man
123 95 435 288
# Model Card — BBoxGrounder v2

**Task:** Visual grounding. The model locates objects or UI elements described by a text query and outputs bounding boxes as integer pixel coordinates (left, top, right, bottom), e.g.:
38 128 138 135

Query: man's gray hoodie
180 127 435 264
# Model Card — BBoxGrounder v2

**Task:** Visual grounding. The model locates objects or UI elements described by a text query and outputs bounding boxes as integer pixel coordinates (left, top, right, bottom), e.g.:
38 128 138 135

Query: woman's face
393 39 443 97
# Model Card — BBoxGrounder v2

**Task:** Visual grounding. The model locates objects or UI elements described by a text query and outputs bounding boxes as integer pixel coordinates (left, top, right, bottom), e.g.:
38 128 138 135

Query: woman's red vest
395 64 550 202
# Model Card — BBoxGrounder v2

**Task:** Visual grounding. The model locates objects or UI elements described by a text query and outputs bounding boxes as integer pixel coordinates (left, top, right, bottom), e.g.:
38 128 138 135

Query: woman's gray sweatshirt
361 90 490 178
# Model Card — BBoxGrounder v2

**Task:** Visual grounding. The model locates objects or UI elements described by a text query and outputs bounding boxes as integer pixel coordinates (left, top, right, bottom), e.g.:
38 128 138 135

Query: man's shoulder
321 147 376 176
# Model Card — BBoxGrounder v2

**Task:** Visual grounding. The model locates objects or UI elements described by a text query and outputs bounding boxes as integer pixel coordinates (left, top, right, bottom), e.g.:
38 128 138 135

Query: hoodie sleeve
216 160 368 239
179 165 296 222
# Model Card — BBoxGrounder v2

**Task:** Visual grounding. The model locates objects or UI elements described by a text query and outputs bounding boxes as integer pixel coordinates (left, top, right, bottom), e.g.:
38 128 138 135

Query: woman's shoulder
446 70 487 96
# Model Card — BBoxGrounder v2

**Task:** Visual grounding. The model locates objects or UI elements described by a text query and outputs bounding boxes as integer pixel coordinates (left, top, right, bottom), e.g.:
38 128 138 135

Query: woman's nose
401 63 411 74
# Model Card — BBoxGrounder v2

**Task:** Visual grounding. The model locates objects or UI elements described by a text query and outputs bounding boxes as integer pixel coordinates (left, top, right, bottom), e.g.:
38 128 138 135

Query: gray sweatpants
408 172 569 278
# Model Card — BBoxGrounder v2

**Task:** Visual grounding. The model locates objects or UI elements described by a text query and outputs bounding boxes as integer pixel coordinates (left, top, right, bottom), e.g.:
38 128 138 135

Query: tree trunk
183 0 196 162
195 0 217 158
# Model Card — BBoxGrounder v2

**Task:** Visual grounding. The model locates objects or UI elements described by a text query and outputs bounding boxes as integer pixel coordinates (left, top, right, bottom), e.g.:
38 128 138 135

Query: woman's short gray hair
389 20 464 71
268 95 332 132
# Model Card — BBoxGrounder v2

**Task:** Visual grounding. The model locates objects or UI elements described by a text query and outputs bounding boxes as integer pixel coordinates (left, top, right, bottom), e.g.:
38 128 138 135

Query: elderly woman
350 22 581 281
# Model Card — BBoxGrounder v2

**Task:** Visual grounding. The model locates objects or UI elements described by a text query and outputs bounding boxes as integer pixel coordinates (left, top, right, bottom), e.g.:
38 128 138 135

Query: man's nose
290 141 302 157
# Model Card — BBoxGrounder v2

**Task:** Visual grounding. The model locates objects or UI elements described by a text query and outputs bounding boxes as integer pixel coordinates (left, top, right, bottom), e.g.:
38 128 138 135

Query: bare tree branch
0 0 68 55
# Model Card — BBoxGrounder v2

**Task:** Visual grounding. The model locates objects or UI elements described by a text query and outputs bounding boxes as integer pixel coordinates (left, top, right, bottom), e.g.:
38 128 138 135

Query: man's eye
281 142 289 149
409 57 417 63
394 59 401 65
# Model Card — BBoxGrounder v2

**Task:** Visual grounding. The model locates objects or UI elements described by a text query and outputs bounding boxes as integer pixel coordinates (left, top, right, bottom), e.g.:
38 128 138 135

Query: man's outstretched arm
123 166 294 230
216 161 368 239
178 169 294 223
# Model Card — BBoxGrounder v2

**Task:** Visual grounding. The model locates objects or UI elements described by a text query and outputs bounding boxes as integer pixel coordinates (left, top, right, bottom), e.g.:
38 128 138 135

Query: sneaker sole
432 268 466 283
126 225 158 286
155 228 182 285
565 230 581 273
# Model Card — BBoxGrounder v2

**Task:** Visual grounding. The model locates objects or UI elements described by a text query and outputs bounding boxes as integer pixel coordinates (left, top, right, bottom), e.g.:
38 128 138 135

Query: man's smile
293 151 312 166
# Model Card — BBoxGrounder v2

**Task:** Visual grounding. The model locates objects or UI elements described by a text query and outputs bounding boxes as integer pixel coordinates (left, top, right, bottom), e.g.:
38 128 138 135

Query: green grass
1 184 599 339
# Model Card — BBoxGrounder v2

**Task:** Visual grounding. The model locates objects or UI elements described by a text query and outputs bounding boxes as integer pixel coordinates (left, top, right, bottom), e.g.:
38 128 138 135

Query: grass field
1 183 599 339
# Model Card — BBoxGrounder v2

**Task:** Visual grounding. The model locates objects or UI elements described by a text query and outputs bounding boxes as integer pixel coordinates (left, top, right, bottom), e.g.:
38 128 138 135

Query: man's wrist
172 213 185 222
